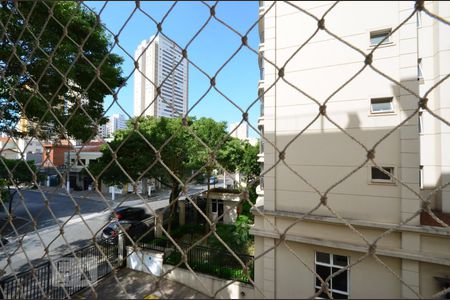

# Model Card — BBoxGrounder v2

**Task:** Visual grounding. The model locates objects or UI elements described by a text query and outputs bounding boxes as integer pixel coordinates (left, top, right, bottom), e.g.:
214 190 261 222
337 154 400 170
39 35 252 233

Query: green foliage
0 1 124 141
161 242 253 283
0 159 36 186
239 141 260 184
90 117 195 195
169 223 204 239
0 159 37 209
208 217 253 255
217 137 245 173
241 184 258 218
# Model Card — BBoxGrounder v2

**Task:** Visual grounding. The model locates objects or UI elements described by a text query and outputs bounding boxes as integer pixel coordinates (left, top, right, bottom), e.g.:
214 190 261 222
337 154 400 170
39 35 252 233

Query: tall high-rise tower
134 35 188 118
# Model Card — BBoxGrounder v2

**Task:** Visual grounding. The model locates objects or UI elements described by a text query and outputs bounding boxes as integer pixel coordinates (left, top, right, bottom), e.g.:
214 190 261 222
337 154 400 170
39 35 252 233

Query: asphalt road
0 177 233 275
5 190 108 234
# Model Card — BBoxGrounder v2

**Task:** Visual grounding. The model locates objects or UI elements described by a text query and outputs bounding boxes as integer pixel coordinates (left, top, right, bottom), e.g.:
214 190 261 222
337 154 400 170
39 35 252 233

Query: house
252 1 450 299
64 140 104 190
198 188 243 224
40 140 104 190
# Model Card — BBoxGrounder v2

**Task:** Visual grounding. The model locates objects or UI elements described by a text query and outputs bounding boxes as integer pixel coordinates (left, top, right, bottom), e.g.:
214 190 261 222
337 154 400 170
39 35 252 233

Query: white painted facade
229 122 249 140
252 1 450 298
134 35 188 118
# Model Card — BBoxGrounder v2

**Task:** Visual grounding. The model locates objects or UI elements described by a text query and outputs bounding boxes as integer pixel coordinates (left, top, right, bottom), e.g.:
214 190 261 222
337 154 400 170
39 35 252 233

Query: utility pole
66 149 70 193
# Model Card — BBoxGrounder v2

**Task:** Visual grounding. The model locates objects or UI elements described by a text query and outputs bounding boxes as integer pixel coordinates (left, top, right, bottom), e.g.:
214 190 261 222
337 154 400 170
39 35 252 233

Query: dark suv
100 206 153 245
100 219 154 245
108 206 148 222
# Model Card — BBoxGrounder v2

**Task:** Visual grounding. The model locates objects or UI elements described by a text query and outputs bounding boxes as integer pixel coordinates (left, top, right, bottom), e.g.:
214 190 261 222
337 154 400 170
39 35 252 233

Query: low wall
126 247 255 299
161 265 255 299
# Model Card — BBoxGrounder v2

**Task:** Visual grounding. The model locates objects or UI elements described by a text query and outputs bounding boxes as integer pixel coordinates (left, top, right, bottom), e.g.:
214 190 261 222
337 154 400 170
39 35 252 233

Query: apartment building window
315 252 349 299
418 111 423 134
419 166 424 189
418 58 424 81
371 166 394 183
370 97 394 114
370 29 391 46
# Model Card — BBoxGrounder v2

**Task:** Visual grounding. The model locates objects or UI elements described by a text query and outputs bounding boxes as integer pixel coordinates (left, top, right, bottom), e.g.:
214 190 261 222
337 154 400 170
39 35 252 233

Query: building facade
134 35 188 118
98 114 127 139
252 1 450 298
229 122 249 140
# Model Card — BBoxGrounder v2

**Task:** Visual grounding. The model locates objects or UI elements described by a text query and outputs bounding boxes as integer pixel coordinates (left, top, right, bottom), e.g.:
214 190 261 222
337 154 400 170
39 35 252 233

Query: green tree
218 137 245 175
191 117 228 223
238 141 260 186
0 158 37 214
0 1 124 141
90 117 198 232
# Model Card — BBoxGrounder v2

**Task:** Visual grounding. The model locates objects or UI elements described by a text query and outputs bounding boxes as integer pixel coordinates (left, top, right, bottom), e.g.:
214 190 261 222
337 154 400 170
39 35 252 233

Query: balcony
257 152 264 163
258 79 264 93
258 116 264 128
258 43 265 69
258 2 265 16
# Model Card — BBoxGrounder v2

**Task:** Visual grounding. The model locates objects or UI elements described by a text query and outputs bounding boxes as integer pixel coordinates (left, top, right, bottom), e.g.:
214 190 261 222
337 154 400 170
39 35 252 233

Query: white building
252 1 450 299
134 35 188 118
108 114 127 135
228 122 249 141
98 114 127 139
0 119 43 164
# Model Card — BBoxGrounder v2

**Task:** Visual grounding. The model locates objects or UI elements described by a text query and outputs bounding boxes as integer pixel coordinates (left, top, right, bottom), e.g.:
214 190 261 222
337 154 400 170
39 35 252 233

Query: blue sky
84 1 260 137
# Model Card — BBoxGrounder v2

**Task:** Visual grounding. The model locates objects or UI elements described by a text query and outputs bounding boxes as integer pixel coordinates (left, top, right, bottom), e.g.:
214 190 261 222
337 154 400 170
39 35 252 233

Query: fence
141 239 254 283
0 243 118 299
0 1 449 299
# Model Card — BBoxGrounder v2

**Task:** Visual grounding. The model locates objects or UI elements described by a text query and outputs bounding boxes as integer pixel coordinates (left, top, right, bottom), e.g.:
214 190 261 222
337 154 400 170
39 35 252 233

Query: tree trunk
141 177 148 196
205 168 212 237
8 186 12 215
167 182 181 236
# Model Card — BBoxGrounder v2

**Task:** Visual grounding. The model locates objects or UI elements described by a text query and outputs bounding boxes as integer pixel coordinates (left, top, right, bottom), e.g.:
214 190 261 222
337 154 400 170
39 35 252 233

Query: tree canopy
90 117 197 201
89 116 259 200
0 158 37 213
0 1 124 141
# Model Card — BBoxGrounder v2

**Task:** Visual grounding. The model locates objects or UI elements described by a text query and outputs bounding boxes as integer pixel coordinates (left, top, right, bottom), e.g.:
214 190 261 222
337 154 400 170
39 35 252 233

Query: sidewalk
36 186 134 202
74 268 209 299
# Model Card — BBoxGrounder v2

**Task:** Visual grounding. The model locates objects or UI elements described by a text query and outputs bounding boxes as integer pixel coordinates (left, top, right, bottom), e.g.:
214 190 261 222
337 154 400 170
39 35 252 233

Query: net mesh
0 1 449 299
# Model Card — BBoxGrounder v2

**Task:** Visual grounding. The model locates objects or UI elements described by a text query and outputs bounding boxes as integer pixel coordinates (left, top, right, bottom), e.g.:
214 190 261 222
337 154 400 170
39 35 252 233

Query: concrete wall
125 247 255 299
161 265 255 299
275 241 402 299
253 1 450 299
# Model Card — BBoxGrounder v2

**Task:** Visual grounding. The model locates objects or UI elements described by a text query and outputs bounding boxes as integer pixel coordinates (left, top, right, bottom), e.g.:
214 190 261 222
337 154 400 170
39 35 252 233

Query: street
0 177 232 275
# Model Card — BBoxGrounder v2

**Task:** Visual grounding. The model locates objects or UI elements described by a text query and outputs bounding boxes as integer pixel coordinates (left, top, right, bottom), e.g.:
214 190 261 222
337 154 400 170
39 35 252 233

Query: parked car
99 219 154 245
108 206 148 222
100 205 173 245
209 176 218 184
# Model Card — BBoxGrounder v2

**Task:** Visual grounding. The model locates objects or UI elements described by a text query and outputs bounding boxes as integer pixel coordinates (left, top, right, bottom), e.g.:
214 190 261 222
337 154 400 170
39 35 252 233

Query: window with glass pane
315 252 349 299
370 29 391 45
371 166 394 182
418 58 423 79
370 97 394 113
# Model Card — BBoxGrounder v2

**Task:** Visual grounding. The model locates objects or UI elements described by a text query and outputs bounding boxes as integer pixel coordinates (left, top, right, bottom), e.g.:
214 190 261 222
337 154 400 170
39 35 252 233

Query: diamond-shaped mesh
0 1 449 299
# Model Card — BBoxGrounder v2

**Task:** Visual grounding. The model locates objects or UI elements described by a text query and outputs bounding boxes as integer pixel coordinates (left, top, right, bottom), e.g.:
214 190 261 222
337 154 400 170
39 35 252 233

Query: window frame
418 58 424 82
419 165 424 189
370 166 395 184
315 252 349 299
369 28 392 46
370 97 395 114
418 110 424 134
